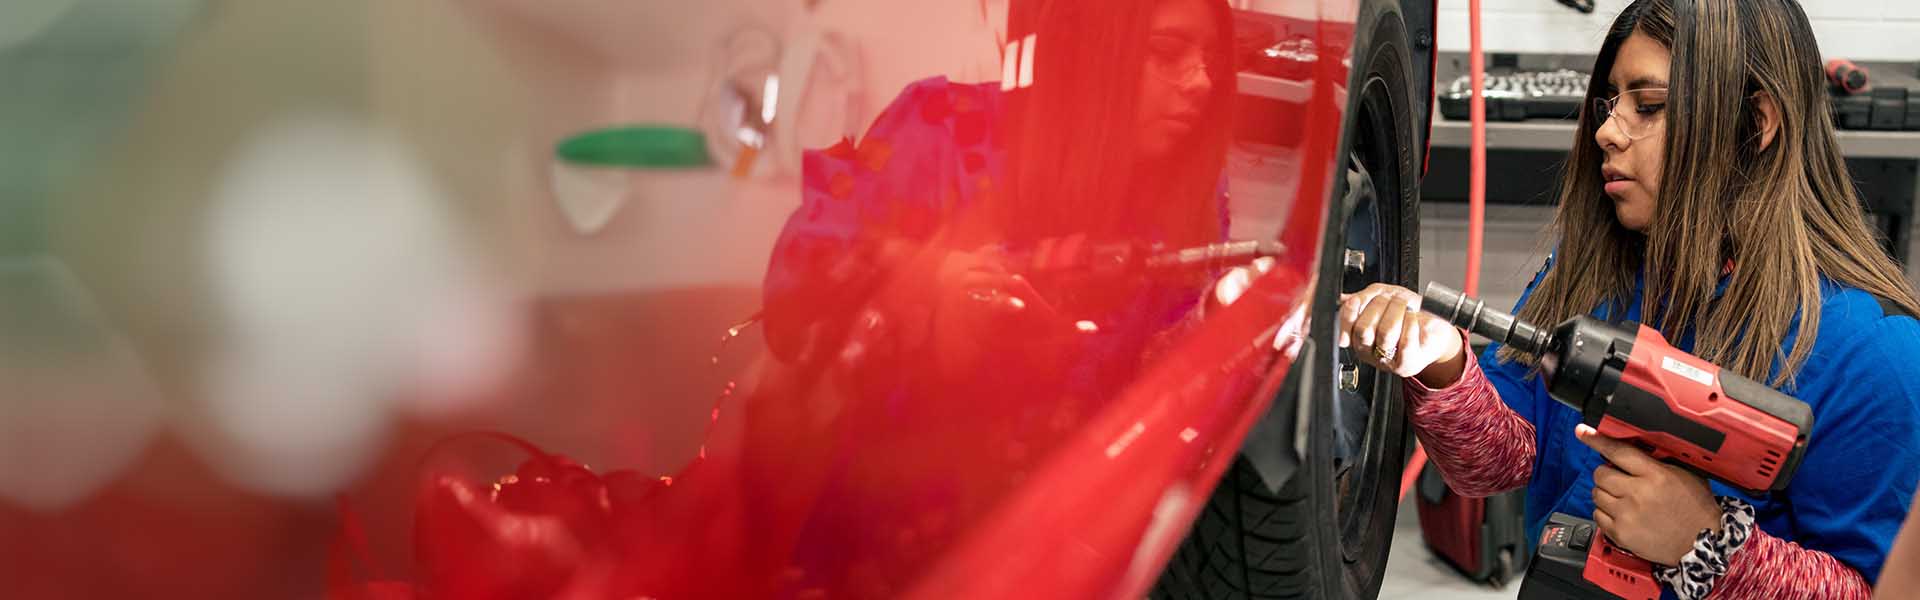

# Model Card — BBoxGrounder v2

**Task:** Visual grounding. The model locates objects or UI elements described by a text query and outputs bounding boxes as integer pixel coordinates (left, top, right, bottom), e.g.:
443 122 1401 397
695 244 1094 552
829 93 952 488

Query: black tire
1152 0 1422 598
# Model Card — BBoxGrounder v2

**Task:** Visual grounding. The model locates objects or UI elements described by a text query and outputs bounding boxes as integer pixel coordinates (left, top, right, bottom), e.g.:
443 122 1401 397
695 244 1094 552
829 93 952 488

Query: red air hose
1399 0 1486 502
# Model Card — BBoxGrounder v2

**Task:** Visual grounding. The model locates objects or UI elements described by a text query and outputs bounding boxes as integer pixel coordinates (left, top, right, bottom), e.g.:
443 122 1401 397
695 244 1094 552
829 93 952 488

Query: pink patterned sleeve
1707 527 1872 600
1400 341 1537 497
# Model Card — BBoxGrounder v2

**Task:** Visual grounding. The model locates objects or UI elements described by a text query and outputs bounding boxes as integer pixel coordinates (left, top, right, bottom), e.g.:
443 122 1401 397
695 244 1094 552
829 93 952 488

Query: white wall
1435 0 1920 62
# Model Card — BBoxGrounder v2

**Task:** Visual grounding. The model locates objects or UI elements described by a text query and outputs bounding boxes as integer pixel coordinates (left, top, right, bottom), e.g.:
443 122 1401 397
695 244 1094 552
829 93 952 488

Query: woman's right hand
922 245 1061 378
834 242 1061 388
1336 283 1468 388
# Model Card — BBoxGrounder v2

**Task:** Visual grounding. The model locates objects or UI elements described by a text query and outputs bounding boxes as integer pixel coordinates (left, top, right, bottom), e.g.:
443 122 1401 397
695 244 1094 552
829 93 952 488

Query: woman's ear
1752 91 1781 151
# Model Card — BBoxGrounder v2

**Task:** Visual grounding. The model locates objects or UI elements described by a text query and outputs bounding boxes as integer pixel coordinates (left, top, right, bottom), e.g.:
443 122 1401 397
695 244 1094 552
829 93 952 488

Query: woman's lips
1601 167 1632 197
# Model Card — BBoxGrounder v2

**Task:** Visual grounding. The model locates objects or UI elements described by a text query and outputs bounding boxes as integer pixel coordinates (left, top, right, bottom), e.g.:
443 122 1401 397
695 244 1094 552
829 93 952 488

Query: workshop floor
1379 499 1522 600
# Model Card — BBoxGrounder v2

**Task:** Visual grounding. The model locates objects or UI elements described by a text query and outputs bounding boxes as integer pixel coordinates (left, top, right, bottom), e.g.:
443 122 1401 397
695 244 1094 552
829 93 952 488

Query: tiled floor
1378 499 1522 600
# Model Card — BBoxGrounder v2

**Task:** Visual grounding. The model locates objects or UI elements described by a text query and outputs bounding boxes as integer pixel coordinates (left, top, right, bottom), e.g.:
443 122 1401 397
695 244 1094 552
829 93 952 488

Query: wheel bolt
1339 363 1361 392
1344 248 1367 273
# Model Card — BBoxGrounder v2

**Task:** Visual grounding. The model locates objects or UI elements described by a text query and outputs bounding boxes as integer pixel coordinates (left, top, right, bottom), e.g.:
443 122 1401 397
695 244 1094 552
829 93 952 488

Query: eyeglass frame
1591 87 1669 140
1144 34 1222 86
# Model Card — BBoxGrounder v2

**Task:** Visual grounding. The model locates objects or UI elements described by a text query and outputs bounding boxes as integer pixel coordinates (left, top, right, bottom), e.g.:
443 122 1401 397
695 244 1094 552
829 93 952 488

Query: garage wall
1434 0 1920 62
1417 204 1553 318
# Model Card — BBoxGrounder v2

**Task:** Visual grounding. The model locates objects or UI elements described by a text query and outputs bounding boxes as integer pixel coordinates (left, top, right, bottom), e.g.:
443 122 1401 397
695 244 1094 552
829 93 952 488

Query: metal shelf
1430 116 1920 159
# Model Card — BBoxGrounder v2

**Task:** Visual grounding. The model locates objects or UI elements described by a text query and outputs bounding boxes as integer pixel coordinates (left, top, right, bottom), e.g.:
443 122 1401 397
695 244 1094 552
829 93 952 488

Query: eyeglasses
1591 88 1668 140
1145 34 1217 85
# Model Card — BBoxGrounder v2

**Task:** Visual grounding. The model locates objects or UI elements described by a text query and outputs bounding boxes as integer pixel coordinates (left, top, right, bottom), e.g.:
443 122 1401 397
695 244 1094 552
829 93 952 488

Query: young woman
1339 1 1920 598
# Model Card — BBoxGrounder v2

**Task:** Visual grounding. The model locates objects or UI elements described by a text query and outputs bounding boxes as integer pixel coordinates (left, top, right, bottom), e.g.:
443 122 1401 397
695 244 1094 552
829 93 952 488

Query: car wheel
1152 0 1421 597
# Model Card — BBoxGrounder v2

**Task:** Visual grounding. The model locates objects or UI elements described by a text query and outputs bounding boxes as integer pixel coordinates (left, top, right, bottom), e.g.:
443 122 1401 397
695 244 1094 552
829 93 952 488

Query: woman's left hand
1577 424 1724 566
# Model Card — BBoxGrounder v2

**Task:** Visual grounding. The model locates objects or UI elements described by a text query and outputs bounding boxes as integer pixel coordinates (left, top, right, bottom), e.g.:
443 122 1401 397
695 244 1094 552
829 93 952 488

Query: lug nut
1339 363 1361 392
1344 249 1367 273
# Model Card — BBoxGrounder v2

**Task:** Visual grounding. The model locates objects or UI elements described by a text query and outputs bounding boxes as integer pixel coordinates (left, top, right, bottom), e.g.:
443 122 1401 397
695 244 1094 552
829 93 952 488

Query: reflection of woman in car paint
754 0 1235 594
762 0 1235 387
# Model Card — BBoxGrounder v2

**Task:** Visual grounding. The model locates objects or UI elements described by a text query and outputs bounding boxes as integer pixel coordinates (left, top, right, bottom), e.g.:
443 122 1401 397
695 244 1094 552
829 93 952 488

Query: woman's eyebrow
1605 74 1669 92
1149 27 1199 40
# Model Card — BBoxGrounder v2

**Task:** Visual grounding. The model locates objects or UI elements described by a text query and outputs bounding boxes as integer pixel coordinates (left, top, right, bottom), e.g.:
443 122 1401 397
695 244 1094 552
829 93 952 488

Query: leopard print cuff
1652 496 1757 600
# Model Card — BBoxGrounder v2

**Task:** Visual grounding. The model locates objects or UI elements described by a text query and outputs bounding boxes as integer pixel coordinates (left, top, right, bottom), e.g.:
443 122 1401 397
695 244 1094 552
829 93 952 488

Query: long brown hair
996 0 1236 248
1502 0 1919 385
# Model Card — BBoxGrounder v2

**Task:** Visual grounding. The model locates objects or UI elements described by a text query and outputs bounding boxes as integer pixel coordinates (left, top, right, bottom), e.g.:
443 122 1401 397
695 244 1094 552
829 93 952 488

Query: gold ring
1374 345 1394 360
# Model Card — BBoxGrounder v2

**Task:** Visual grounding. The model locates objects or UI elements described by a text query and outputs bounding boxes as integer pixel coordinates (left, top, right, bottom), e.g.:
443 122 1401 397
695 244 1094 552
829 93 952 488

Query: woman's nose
1594 113 1629 151
1180 67 1212 98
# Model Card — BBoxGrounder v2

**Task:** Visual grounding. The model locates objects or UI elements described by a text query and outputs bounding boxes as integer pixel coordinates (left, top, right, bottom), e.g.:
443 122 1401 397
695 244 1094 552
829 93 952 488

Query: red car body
353 1 1388 597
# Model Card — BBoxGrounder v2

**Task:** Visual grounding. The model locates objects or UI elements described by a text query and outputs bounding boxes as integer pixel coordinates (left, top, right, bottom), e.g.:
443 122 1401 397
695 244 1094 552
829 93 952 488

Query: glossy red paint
329 1 1373 598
